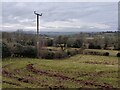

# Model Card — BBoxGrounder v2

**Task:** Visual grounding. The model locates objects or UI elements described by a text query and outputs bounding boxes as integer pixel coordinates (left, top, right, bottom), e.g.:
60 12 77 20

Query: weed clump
117 53 120 57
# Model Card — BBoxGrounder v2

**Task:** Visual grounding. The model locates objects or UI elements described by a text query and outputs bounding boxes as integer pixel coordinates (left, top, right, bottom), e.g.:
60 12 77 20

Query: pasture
2 54 119 89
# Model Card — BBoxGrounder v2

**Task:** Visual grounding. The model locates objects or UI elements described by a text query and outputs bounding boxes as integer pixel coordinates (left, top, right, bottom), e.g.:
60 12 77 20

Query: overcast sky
1 2 118 32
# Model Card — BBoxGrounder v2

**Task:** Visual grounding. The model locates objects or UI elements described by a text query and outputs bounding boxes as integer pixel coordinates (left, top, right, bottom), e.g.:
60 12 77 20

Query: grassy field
2 54 119 89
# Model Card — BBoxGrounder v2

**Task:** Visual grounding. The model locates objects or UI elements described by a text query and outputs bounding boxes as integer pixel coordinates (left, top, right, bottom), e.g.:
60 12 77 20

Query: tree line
2 30 120 58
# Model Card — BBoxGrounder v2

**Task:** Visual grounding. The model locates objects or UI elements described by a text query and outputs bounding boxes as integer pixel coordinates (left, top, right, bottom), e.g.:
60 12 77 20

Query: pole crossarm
34 11 42 16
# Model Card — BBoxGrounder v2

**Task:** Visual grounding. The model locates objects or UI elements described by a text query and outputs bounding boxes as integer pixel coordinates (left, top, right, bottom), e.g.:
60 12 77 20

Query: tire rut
3 81 21 87
26 64 114 89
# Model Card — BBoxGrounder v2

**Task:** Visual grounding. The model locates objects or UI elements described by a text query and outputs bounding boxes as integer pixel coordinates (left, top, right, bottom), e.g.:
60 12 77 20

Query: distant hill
1 29 118 36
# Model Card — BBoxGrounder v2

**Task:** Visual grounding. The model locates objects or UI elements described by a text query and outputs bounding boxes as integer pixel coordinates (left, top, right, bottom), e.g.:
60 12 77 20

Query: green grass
2 54 119 88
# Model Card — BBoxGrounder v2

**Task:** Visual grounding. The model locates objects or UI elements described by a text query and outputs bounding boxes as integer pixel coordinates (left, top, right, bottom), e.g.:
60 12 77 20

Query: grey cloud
2 2 118 31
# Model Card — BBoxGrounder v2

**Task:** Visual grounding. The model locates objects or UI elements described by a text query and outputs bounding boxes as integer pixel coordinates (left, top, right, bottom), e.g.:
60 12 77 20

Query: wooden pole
37 15 39 58
34 11 42 58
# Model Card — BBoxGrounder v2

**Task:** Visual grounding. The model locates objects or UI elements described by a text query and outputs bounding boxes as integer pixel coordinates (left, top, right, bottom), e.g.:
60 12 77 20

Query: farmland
2 31 120 89
1 1 120 89
2 54 119 89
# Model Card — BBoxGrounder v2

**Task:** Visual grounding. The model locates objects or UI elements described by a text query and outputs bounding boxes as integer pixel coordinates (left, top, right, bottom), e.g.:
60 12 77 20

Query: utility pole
34 11 42 58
